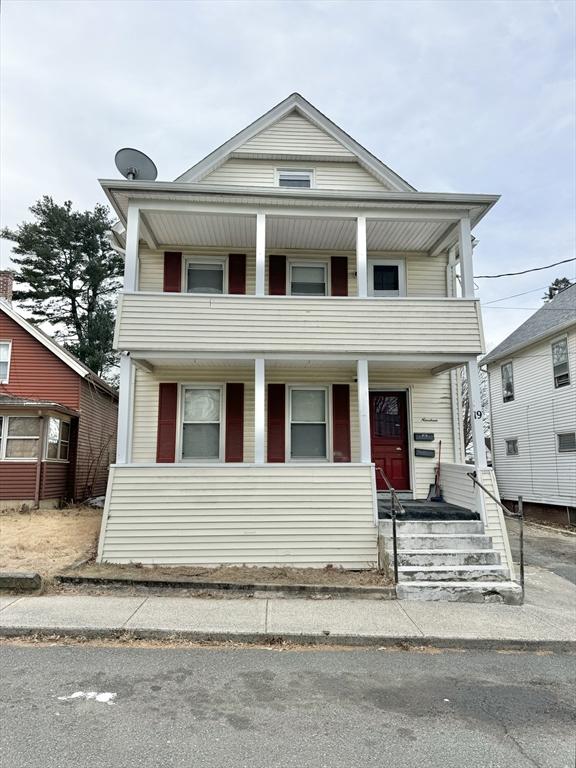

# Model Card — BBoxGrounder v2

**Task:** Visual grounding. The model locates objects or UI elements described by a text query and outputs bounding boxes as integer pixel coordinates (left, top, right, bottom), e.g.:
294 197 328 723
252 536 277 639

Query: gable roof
481 284 576 366
0 299 118 398
175 93 415 193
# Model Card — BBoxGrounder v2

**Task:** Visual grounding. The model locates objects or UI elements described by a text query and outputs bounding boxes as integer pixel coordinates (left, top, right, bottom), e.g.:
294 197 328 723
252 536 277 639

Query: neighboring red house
0 272 118 508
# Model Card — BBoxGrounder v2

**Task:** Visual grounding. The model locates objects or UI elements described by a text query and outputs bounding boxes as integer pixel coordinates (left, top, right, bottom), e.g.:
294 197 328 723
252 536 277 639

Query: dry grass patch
0 507 101 577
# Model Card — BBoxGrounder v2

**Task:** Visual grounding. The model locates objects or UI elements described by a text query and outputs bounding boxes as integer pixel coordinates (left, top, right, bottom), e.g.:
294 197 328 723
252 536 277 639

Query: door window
368 260 406 297
372 394 401 437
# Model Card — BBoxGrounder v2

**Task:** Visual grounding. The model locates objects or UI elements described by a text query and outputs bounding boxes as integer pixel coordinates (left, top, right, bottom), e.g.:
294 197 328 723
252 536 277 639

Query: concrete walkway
1 567 574 650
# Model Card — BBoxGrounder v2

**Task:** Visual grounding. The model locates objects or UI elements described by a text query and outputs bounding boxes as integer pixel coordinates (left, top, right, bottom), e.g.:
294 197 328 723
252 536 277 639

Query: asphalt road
1 644 574 768
506 519 576 584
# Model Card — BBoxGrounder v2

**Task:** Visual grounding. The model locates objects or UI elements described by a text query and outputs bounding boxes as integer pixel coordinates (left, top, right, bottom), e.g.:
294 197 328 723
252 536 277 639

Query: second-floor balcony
116 292 484 363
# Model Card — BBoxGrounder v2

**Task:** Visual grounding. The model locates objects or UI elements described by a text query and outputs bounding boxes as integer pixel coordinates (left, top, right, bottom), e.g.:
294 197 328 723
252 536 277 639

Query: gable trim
175 94 415 192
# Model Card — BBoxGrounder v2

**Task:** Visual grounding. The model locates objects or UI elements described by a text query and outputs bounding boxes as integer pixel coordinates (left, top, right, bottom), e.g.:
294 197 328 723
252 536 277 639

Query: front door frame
369 385 415 495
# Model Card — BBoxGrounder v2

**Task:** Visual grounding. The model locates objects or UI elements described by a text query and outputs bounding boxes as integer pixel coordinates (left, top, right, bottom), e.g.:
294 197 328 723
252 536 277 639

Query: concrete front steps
380 519 522 605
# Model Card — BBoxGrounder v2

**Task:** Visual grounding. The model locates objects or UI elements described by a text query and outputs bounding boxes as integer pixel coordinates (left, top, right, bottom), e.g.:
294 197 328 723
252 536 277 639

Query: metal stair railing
376 467 403 584
467 471 524 601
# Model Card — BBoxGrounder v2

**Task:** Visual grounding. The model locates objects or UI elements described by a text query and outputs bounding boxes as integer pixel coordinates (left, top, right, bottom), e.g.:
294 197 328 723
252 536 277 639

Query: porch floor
377 498 480 521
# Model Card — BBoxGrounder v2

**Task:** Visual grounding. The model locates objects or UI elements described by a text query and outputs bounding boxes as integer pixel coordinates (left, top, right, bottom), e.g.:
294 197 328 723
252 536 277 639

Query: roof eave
480 318 576 366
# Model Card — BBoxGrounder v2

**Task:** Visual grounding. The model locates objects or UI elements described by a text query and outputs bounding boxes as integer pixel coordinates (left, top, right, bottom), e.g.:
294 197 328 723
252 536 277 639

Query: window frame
557 432 576 453
182 256 228 296
0 414 41 461
505 439 519 456
178 384 225 463
287 260 329 297
551 337 571 389
44 417 71 462
276 168 314 189
0 340 12 384
367 259 407 297
286 385 331 462
501 361 515 403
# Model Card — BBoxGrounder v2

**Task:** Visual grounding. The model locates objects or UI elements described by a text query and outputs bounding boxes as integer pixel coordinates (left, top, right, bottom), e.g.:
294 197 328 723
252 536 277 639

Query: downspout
34 414 46 508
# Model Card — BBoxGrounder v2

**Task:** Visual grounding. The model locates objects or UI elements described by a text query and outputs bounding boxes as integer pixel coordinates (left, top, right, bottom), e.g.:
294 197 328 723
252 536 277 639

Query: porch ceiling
141 210 453 253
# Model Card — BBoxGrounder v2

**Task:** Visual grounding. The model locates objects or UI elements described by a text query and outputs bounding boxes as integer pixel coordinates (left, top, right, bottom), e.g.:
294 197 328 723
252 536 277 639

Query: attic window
277 170 312 189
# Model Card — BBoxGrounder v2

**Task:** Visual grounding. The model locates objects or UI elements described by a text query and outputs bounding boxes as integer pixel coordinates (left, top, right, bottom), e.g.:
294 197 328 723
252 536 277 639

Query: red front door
370 391 410 491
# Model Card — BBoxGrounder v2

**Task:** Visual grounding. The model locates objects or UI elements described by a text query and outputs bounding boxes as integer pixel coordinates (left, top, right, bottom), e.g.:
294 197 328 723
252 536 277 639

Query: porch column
124 204 140 292
458 216 474 298
116 353 134 464
466 360 487 470
254 358 265 463
357 359 371 463
255 213 266 296
356 215 367 298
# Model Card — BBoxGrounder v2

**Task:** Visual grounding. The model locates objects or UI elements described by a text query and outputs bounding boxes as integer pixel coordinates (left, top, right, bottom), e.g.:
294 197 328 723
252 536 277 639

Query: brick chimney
0 271 14 303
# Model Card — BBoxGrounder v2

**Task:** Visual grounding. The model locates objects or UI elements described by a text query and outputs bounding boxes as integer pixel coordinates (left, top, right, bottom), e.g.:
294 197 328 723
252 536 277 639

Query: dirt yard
0 507 101 577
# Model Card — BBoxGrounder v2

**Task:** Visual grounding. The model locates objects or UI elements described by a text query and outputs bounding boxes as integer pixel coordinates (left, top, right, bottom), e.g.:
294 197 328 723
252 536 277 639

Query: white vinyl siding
98 464 378 567
117 294 482 357
488 329 576 506
235 113 355 157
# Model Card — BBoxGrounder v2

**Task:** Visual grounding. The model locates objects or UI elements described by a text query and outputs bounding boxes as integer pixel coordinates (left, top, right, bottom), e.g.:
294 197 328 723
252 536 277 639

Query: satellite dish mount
115 148 158 181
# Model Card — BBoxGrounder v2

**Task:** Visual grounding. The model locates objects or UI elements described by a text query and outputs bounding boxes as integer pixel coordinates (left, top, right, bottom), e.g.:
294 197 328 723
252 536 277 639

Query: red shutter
332 384 351 462
267 383 286 462
225 383 244 462
163 252 182 292
156 383 178 463
331 256 348 297
269 255 286 295
228 254 246 295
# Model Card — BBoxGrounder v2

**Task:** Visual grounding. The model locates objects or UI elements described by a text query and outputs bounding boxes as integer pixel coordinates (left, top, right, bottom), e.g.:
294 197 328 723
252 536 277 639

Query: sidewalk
1 567 574 650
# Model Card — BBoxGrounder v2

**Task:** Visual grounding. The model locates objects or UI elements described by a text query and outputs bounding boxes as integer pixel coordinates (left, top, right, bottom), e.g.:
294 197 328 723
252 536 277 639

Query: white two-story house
482 284 576 523
97 94 517 598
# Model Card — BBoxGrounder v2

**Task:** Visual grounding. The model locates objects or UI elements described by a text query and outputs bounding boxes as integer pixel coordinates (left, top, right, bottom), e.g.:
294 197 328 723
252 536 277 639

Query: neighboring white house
481 284 576 518
95 93 518 598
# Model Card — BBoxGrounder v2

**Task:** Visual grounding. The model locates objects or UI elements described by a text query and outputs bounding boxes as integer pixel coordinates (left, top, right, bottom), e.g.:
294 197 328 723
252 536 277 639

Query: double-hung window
185 259 225 294
368 260 406 297
0 342 11 383
289 387 328 460
181 387 222 461
289 263 327 296
46 418 70 460
0 416 41 459
501 362 514 402
277 169 313 189
551 338 570 388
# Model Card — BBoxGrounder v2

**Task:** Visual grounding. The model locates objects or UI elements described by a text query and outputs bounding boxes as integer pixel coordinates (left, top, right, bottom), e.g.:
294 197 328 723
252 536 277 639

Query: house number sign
414 433 434 442
474 410 483 419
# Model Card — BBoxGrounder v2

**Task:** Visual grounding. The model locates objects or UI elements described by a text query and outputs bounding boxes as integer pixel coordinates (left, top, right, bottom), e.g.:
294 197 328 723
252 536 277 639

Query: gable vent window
557 432 576 453
552 338 570 388
505 439 519 456
278 170 312 189
501 362 514 402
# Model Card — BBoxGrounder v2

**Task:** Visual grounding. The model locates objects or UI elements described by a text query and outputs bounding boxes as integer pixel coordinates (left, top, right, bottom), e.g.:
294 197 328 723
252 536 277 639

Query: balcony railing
115 293 483 357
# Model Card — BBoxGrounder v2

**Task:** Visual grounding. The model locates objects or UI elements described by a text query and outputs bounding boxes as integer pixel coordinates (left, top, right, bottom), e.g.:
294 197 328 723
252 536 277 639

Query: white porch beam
254 358 265 463
356 216 368 298
256 213 266 297
357 359 371 464
124 204 140 292
116 353 135 464
458 216 475 298
139 211 159 250
466 360 487 470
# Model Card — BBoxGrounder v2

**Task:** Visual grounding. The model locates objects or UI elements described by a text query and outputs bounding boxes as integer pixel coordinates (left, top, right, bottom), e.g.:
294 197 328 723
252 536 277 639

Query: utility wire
482 286 548 305
474 257 576 279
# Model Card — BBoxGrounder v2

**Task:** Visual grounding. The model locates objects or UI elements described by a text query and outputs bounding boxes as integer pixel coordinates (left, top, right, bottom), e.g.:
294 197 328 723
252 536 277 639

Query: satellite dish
115 147 158 181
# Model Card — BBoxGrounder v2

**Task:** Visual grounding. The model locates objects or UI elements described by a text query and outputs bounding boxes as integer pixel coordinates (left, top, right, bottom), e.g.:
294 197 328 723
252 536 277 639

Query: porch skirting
97 463 378 568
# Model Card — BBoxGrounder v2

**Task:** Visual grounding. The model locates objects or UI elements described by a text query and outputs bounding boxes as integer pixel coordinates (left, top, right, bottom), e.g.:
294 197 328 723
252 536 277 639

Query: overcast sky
1 0 574 350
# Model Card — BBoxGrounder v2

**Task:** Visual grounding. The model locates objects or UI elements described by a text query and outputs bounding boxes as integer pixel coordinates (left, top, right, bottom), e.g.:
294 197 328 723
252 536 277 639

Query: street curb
54 573 396 600
0 626 574 653
0 572 42 593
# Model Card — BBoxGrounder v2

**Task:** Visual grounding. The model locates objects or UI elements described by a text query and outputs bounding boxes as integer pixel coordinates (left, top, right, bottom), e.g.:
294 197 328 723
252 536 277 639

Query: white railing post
254 358 265 463
124 204 140 292
116 353 134 464
256 213 266 296
357 359 371 463
356 215 367 298
458 216 474 298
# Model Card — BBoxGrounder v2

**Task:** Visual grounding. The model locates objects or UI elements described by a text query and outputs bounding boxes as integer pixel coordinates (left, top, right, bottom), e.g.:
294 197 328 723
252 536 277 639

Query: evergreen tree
1 197 123 379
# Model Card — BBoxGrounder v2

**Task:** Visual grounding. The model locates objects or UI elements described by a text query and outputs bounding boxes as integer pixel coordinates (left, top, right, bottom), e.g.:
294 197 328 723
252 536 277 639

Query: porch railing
376 467 403 584
467 471 525 602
